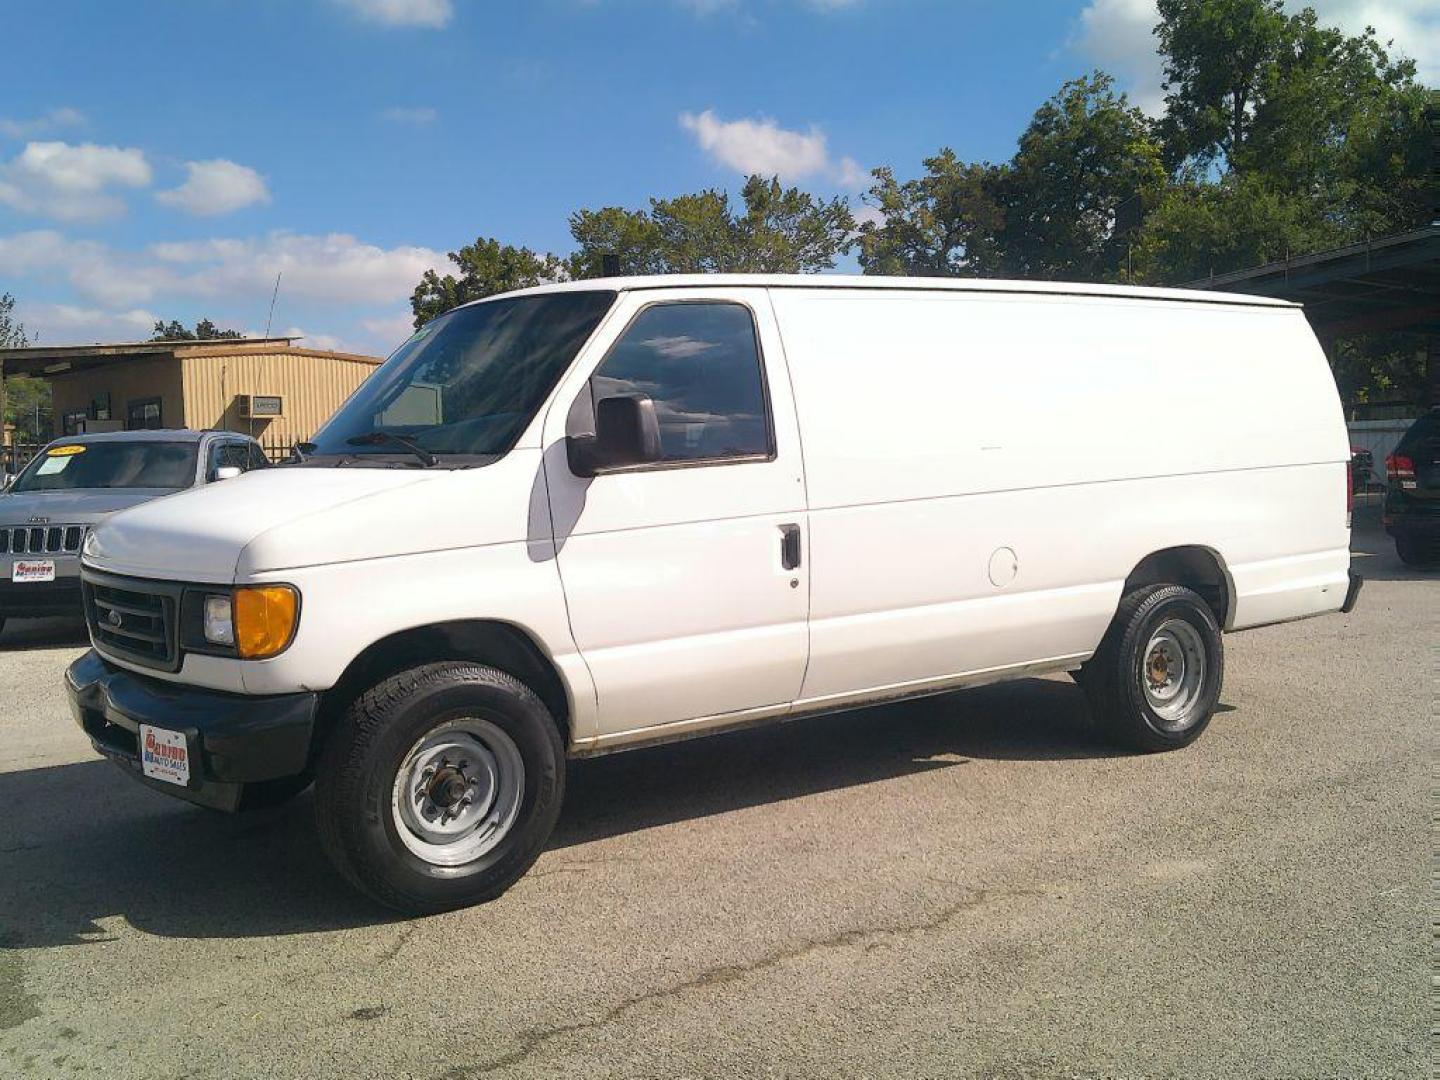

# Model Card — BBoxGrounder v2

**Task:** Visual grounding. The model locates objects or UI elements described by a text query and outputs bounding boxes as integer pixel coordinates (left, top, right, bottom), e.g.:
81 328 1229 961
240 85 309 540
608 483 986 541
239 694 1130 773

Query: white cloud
679 109 866 189
852 204 886 228
1311 0 1440 82
0 107 86 140
159 232 445 306
0 141 151 222
155 159 270 216
332 0 452 28
280 325 349 352
379 106 439 125
1 228 444 311
12 301 158 345
361 310 420 348
1071 0 1440 113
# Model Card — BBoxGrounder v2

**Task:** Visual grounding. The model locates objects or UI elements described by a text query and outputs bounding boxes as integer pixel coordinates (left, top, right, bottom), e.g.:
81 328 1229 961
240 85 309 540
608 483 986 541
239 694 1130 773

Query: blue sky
2 0 1435 354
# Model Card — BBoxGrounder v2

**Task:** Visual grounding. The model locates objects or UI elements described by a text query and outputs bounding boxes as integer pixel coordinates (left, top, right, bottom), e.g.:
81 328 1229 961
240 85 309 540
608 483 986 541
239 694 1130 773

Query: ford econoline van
65 276 1362 913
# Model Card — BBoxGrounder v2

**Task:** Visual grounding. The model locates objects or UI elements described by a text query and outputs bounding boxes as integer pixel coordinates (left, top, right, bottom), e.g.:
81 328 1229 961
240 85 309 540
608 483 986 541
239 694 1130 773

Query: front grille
0 524 87 555
84 577 178 671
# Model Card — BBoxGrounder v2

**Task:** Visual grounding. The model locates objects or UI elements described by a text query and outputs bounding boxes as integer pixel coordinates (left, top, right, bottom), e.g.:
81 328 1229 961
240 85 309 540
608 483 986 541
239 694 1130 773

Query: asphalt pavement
0 512 1432 1079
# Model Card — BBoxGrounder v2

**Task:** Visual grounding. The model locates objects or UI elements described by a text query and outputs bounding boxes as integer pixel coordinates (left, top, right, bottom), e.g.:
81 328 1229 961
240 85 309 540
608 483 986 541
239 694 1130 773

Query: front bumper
0 576 84 618
65 649 320 811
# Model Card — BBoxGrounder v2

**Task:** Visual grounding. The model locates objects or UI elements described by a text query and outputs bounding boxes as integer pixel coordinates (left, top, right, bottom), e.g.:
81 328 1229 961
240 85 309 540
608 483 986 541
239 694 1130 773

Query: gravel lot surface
0 514 1431 1079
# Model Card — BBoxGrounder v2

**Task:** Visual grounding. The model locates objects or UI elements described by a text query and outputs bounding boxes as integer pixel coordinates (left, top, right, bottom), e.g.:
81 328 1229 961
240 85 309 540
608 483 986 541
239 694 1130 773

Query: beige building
0 337 383 456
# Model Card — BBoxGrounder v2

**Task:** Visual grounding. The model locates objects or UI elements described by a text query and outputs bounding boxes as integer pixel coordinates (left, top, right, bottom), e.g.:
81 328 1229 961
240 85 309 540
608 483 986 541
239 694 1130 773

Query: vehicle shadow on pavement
0 616 89 653
553 677 1116 851
0 679 1111 944
0 763 385 948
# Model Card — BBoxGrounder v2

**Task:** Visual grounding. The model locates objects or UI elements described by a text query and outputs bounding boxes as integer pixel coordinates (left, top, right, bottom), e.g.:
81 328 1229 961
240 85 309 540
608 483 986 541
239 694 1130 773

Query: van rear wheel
314 661 565 914
1080 584 1222 753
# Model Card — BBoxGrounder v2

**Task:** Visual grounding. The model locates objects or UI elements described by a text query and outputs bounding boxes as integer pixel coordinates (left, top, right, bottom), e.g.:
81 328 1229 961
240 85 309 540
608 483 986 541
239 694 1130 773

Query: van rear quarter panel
769 288 1350 702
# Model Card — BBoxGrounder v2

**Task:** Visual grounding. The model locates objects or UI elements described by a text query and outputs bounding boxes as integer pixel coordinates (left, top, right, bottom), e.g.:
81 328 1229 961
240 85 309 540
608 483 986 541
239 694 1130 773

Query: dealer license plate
12 559 56 583
140 725 190 786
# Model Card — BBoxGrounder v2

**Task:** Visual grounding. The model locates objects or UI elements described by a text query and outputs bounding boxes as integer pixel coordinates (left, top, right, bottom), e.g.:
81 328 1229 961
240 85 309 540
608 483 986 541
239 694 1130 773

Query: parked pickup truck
65 274 1362 914
1 430 268 639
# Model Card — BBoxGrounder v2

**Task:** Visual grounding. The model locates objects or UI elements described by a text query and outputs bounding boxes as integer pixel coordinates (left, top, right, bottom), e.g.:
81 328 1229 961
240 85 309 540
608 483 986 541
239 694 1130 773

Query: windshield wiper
344 432 439 467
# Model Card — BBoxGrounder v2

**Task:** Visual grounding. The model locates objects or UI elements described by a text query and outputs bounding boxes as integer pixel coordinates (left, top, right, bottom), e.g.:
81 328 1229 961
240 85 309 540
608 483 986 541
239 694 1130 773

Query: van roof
486 274 1298 310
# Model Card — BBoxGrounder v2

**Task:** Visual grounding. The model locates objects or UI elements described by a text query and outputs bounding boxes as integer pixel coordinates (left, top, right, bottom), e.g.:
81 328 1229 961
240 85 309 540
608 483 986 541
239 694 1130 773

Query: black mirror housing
567 393 662 477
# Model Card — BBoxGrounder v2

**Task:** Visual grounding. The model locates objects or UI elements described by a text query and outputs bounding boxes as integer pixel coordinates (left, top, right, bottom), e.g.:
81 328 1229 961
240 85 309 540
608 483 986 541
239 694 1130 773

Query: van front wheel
1080 584 1223 753
314 662 565 914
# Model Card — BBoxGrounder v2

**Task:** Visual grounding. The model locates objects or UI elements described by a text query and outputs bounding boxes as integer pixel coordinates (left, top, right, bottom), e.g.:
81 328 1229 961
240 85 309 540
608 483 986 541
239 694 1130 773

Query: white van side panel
539 289 811 741
770 288 1350 703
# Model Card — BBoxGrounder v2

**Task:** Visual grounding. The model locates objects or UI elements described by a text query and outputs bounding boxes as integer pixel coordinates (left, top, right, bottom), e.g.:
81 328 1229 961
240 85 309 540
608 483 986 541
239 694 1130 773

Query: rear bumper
65 649 319 811
0 577 84 618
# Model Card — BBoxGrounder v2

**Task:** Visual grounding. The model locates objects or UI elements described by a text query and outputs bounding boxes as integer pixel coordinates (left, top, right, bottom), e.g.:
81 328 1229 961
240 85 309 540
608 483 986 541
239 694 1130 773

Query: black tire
1079 584 1223 753
1394 535 1433 567
238 772 313 811
314 662 565 915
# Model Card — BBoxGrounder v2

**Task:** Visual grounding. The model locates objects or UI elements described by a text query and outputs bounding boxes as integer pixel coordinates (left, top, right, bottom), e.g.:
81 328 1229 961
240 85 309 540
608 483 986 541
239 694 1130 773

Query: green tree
1130 172 1344 284
1155 0 1291 171
0 293 26 349
998 73 1167 280
569 176 855 278
857 150 1008 277
1 294 52 445
410 237 568 327
567 206 667 278
150 318 244 341
1328 78 1435 235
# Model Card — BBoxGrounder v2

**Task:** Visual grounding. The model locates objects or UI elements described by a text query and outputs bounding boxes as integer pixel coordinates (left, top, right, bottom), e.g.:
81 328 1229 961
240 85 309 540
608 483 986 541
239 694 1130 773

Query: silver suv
0 430 268 639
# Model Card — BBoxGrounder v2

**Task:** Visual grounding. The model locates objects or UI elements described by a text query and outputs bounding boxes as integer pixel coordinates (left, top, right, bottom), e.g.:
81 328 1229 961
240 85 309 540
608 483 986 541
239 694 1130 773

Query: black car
1384 407 1440 566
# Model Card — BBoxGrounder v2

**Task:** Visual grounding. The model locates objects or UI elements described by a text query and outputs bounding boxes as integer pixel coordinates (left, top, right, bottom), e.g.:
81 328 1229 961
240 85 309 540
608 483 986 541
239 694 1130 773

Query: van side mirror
567 394 662 477
211 465 242 482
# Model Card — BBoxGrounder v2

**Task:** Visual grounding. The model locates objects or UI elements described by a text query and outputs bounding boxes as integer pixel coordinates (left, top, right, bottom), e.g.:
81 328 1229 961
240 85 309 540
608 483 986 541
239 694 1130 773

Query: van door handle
779 524 802 570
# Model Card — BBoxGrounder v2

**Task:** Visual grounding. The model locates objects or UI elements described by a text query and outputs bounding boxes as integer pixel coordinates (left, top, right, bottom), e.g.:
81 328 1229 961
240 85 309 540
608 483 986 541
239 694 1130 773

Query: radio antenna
264 272 282 338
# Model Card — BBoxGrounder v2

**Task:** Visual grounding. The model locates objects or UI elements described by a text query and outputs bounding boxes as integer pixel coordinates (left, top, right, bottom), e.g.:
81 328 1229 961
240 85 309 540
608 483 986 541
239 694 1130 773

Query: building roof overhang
0 337 382 378
1183 223 1440 338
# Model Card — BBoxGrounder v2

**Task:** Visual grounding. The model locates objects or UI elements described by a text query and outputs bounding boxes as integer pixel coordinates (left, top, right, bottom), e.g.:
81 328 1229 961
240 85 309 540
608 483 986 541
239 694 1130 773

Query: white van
66 275 1361 913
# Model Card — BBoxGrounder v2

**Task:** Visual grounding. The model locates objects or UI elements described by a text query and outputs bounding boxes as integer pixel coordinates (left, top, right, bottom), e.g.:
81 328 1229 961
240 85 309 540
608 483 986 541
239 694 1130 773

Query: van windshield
306 291 616 463
11 441 198 493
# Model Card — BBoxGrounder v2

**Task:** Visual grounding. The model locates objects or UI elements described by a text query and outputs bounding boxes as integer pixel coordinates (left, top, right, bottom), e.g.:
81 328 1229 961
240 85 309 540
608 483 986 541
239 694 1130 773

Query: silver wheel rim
1141 618 1207 731
390 718 525 868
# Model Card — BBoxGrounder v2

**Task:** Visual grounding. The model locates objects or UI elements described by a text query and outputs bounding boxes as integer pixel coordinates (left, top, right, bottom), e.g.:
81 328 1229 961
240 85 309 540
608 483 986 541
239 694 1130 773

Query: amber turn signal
233 585 299 659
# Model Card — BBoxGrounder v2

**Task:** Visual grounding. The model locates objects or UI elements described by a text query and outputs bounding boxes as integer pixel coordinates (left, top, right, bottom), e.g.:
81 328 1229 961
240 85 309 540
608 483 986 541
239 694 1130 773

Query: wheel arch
314 619 574 758
1122 545 1234 630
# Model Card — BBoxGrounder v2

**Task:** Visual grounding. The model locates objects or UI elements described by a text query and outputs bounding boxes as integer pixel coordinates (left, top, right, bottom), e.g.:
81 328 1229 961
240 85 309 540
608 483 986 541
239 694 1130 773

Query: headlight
233 585 300 659
203 595 235 645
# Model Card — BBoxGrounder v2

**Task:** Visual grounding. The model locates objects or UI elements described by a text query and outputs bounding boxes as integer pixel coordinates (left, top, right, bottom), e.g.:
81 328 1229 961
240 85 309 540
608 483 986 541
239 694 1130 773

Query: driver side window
582 302 772 465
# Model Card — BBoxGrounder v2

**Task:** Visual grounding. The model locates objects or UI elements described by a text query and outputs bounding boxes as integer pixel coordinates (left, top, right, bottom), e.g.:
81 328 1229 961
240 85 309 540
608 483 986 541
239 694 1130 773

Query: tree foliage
410 237 569 328
1 292 51 445
413 177 854 325
0 293 27 350
999 73 1167 280
569 176 855 278
407 2 1431 407
857 151 1007 277
150 318 244 341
